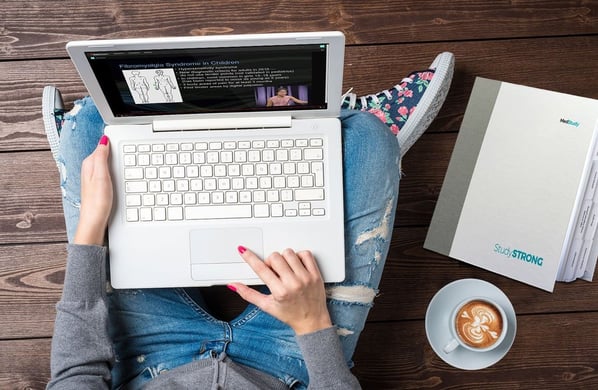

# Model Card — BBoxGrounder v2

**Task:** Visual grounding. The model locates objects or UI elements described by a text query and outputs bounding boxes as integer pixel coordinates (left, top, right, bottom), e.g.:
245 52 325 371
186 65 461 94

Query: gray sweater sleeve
296 328 362 389
47 244 113 389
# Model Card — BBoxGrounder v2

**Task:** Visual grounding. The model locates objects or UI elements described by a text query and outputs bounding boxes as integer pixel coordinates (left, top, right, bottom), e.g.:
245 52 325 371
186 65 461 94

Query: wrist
292 315 333 335
73 223 106 246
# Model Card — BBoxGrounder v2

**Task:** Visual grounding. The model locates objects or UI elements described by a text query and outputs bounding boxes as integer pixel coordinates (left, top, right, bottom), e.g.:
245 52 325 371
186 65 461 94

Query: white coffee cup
443 296 508 354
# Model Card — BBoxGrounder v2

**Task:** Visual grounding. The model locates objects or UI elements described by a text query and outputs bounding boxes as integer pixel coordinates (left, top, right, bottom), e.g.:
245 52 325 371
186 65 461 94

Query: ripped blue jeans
56 97 400 389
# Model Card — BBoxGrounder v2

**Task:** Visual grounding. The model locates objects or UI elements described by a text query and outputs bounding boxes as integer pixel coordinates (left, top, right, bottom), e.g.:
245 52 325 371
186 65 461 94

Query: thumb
96 135 110 156
228 283 270 309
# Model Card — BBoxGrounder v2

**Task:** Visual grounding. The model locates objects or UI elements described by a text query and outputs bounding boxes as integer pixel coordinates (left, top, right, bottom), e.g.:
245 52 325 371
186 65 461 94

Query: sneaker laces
341 77 413 109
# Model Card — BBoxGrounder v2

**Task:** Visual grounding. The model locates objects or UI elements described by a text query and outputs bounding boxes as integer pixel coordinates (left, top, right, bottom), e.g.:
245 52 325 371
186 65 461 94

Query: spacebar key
186 205 253 220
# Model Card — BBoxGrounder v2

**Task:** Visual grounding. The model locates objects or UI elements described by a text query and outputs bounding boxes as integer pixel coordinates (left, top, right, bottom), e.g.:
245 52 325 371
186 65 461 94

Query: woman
44 51 454 389
266 87 308 106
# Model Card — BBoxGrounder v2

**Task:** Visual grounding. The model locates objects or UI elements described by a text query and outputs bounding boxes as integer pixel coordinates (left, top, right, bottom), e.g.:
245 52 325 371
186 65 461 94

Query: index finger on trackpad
189 228 264 264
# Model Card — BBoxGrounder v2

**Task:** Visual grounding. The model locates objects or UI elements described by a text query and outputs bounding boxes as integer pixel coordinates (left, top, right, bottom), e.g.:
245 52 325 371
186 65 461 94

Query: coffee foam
455 300 503 349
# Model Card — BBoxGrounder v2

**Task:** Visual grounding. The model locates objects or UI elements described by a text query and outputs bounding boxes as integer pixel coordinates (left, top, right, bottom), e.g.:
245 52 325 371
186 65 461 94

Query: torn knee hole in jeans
354 198 394 253
326 285 377 305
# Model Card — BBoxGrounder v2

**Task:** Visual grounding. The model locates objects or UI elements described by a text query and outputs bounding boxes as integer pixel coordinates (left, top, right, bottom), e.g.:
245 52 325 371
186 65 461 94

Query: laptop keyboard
121 137 327 222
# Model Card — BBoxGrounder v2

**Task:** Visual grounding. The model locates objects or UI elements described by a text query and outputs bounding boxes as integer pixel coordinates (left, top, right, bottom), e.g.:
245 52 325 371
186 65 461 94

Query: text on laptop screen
86 44 328 117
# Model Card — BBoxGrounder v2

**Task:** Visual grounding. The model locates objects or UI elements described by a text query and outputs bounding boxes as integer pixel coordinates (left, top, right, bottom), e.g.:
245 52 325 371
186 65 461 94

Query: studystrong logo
494 243 544 267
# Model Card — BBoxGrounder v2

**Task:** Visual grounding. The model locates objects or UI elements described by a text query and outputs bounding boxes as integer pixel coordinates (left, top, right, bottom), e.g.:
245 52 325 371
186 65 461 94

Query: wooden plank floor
2 1 598 388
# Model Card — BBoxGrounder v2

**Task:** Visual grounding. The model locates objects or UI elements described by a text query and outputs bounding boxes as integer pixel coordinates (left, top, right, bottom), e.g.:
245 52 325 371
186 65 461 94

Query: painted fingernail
227 284 237 292
237 245 247 254
99 135 109 145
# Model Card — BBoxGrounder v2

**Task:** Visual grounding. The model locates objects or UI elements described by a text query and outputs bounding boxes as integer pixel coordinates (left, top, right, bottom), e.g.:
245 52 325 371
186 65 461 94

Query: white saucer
425 278 517 370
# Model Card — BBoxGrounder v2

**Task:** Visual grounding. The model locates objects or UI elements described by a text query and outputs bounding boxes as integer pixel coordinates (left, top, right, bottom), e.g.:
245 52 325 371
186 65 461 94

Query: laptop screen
85 44 328 117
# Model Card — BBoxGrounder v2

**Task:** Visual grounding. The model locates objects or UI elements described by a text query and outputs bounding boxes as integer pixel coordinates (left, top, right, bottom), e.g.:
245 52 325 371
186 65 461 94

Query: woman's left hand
73 135 113 246
229 247 332 335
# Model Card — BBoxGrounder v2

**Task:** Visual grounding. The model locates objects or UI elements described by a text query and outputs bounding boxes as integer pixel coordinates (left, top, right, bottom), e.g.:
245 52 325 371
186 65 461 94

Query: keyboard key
154 207 166 221
145 167 158 179
301 175 314 187
295 188 324 201
124 154 136 166
310 138 323 147
138 154 150 166
163 180 175 192
186 205 252 220
167 207 183 220
170 193 183 205
254 204 269 217
225 191 238 203
140 207 152 221
125 181 148 193
143 194 155 206
312 162 324 186
156 194 169 205
312 208 325 216
209 142 222 150
297 162 310 174
271 203 283 217
124 167 144 180
184 192 197 205
126 194 142 206
304 148 323 160
126 208 139 222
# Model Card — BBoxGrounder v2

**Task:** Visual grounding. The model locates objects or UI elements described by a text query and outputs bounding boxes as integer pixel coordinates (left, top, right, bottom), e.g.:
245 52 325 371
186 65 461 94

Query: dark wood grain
1 1 597 60
352 314 598 389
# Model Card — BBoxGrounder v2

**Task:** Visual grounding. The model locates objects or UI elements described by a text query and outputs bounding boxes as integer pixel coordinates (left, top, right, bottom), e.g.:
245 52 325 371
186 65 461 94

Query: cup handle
443 338 459 354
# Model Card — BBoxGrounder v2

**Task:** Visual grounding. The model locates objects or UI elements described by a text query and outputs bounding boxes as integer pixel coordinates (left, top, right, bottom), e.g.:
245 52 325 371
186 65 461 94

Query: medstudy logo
494 243 544 267
560 118 580 127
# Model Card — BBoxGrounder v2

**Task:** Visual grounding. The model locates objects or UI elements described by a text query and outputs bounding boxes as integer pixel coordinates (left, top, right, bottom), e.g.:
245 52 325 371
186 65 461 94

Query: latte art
455 300 503 349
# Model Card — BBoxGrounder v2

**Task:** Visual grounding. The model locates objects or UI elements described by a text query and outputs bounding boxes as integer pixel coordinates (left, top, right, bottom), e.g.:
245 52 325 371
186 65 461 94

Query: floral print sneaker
341 52 454 157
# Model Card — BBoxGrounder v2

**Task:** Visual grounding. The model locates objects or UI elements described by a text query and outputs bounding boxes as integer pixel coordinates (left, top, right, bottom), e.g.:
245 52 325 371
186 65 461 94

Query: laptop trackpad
189 227 264 264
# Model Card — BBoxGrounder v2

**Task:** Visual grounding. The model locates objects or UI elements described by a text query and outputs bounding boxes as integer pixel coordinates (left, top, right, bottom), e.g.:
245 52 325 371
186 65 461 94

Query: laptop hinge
152 116 292 132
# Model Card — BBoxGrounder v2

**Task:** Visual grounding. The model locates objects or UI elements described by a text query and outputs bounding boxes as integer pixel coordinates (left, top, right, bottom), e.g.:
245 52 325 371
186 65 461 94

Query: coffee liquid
455 300 503 349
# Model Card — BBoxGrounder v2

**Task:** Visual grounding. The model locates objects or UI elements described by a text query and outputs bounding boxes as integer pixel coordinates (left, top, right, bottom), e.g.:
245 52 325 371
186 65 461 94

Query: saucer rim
425 278 517 370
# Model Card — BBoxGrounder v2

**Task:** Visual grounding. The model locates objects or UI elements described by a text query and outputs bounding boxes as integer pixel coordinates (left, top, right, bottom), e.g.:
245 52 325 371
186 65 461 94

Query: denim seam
175 288 222 324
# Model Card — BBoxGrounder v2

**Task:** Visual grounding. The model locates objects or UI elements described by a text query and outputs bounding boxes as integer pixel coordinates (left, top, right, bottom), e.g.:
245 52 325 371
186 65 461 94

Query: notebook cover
425 77 598 292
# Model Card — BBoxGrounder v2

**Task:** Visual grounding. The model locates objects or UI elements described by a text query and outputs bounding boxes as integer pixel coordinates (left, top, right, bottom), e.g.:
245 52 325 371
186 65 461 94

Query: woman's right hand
229 247 332 335
73 135 113 246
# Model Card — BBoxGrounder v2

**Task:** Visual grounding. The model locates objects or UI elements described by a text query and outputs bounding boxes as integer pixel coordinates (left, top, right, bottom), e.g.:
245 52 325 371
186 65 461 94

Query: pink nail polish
227 284 237 292
237 245 247 254
99 135 108 145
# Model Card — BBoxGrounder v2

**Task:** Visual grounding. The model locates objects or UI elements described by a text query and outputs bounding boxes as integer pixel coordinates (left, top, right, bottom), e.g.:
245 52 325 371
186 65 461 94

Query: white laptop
67 32 346 288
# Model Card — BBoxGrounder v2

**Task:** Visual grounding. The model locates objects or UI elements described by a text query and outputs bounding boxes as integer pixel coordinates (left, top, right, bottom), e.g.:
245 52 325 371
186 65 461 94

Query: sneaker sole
397 52 455 157
42 86 63 163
